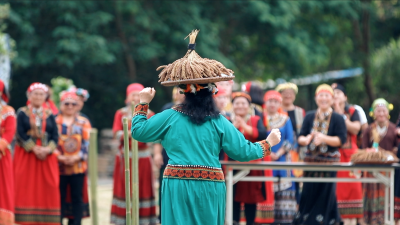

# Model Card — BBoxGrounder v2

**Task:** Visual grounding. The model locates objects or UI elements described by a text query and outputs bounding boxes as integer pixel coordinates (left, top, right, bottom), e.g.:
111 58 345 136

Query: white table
221 161 400 225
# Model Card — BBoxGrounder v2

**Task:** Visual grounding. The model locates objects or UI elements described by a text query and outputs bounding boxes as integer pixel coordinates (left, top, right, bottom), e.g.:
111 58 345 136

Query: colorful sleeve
131 103 173 143
16 110 35 151
80 119 92 161
221 116 271 162
0 109 16 155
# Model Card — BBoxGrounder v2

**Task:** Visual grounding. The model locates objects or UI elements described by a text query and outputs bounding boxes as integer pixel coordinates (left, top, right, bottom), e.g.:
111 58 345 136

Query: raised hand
139 87 156 104
266 128 281 146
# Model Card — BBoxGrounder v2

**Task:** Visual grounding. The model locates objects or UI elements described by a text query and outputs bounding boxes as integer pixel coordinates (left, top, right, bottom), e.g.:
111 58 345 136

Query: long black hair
179 88 220 125
248 83 264 106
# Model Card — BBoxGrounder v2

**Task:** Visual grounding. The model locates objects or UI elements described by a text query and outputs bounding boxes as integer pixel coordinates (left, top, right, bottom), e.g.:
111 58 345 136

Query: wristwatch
342 115 347 120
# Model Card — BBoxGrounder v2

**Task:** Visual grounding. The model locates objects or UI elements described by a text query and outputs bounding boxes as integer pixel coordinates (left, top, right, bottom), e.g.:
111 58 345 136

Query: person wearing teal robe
131 86 281 225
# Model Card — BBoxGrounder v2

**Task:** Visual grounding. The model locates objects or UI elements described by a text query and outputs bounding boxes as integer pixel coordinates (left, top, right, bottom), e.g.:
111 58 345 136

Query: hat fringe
157 30 234 85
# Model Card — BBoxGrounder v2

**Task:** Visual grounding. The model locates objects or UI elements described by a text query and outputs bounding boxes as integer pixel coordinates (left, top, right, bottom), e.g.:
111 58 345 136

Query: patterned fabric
163 164 225 182
55 114 91 175
363 173 385 225
362 122 398 223
133 103 149 117
111 104 157 225
395 197 400 219
257 140 271 158
274 190 297 224
232 92 252 102
131 107 266 225
14 105 60 225
14 208 60 223
304 110 341 163
110 152 157 225
337 199 363 218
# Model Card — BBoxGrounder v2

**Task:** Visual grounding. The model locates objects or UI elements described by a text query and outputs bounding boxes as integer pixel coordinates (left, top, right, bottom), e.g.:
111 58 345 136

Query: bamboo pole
123 118 132 225
131 103 139 225
89 128 99 225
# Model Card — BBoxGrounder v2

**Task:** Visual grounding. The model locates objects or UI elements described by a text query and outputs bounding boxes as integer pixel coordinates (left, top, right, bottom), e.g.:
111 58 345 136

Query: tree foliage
4 1 400 129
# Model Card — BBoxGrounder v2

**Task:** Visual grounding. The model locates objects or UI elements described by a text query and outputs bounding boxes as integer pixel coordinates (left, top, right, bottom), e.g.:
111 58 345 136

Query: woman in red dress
14 83 60 225
228 92 268 225
0 80 16 225
332 84 363 225
111 83 157 225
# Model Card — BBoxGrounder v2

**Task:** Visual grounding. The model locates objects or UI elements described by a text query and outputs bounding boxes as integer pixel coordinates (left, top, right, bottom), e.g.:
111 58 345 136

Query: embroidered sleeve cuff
23 139 36 152
47 141 57 153
133 103 149 117
257 140 272 158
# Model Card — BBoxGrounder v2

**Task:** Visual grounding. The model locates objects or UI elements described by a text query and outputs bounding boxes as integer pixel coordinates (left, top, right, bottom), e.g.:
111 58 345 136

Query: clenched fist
266 128 281 146
140 87 156 104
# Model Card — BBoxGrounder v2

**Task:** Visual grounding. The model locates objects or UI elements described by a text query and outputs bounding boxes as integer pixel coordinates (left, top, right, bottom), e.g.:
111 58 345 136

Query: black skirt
292 172 340 225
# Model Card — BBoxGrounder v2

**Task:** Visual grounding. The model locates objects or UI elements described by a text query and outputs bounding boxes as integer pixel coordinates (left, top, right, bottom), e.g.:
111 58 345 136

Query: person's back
131 29 281 225
131 87 281 225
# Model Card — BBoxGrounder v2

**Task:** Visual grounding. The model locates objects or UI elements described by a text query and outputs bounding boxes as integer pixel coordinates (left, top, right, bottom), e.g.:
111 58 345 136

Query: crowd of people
0 78 400 225
109 79 400 225
0 81 91 225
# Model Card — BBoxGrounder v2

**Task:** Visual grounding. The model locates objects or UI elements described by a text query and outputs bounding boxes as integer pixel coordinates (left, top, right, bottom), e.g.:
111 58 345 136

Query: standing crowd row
1 80 400 225
212 81 400 225
0 81 91 225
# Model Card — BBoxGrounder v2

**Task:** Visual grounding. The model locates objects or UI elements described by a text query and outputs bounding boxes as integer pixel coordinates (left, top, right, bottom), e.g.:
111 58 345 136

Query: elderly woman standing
0 80 16 225
14 83 60 225
56 91 91 225
229 92 267 225
293 84 347 225
362 98 399 225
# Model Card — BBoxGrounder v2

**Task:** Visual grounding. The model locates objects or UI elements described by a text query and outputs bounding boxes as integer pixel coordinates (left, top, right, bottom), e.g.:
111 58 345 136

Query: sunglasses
64 102 77 107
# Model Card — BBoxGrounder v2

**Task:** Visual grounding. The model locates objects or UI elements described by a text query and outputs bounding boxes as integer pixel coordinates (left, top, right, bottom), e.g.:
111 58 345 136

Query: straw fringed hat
157 30 235 87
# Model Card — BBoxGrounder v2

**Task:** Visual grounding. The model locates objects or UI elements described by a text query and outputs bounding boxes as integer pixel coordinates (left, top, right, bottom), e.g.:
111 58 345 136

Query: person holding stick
131 30 281 225
55 91 91 225
111 83 157 225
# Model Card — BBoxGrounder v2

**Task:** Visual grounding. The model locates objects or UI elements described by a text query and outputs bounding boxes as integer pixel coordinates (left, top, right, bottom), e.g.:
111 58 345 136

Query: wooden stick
89 128 99 225
123 118 132 225
131 103 139 225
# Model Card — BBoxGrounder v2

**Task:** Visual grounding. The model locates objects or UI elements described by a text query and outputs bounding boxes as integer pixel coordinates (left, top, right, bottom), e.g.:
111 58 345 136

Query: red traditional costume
336 106 363 219
111 83 157 225
0 80 17 225
55 91 92 223
14 83 60 225
225 92 271 224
